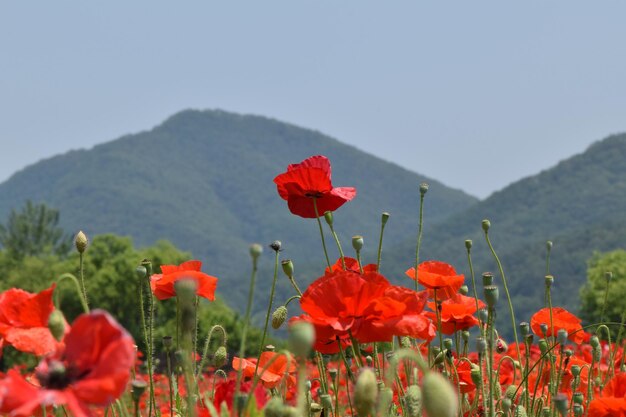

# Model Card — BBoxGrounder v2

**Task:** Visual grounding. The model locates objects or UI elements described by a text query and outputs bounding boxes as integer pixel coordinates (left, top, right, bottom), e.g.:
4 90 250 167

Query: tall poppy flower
0 285 61 356
530 307 585 344
0 310 135 417
325 257 378 274
273 155 356 218
405 260 465 301
300 270 434 343
150 260 218 301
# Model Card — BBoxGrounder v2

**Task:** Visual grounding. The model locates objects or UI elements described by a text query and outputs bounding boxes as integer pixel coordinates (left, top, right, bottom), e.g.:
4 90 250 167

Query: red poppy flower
232 351 296 389
530 307 585 344
300 270 434 343
0 310 135 417
0 285 61 356
405 260 465 301
150 260 218 301
588 373 626 417
213 378 268 411
273 155 356 218
289 315 352 354
425 294 486 335
325 257 378 274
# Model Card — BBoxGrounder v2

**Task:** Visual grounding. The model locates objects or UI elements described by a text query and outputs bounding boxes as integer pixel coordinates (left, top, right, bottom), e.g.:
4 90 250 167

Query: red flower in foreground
530 307 585 344
273 155 356 218
406 260 465 301
588 373 626 417
300 270 435 343
0 310 135 417
232 351 296 389
213 379 268 411
0 285 61 356
150 260 218 301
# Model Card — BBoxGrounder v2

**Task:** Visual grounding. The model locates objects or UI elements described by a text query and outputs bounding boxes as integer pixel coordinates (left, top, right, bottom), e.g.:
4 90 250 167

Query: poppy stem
324 213 346 270
254 248 280 377
78 252 89 309
376 212 389 272
55 273 89 314
414 185 427 291
483 226 522 363
312 198 332 269
465 241 480 320
234 245 261 404
141 259 156 417
197 325 227 378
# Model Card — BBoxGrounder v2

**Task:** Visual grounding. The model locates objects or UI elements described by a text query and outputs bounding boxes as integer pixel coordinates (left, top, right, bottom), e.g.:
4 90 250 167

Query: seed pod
422 372 457 417
272 306 288 329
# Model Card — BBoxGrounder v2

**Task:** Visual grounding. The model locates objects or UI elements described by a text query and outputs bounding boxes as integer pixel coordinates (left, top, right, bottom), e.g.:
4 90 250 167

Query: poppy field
0 155 624 417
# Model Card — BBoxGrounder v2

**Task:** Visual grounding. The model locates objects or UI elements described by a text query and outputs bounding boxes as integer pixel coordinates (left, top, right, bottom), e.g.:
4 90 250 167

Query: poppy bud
433 350 446 366
465 239 472 250
378 386 394 416
400 336 411 348
484 285 499 308
538 339 548 354
310 403 323 414
131 379 148 402
481 219 491 232
422 372 458 417
470 365 481 387
74 230 88 254
443 338 453 350
476 337 487 355
553 393 568 416
571 365 581 378
502 398 512 414
249 243 263 259
135 265 147 280
459 285 469 295
365 356 373 367
545 275 554 288
477 309 488 323
541 407 551 417
546 240 553 250
269 240 282 252
572 404 583 417
288 321 315 357
381 212 390 225
272 306 288 329
515 405 528 417
540 323 549 336
404 385 422 417
462 331 470 343
482 272 494 286
352 235 364 251
48 309 66 341
419 182 429 195
323 211 333 226
140 259 152 276
354 368 378 417
519 322 530 337
213 346 228 368
162 335 173 350
572 392 584 404
263 397 286 417
505 384 517 400
496 338 508 354
590 335 600 348
605 271 613 281
320 393 333 411
264 344 275 352
557 329 568 345
593 347 601 362
281 259 294 278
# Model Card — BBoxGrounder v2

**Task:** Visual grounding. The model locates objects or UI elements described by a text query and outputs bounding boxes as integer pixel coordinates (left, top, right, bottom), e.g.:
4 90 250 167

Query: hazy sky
1 2 625 198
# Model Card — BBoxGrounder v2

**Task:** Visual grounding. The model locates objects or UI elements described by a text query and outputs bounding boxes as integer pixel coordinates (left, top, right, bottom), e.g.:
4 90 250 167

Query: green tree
0 200 70 260
579 249 626 334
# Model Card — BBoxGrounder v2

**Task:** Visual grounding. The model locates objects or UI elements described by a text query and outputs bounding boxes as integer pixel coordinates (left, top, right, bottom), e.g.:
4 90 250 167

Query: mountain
382 133 626 329
0 109 478 311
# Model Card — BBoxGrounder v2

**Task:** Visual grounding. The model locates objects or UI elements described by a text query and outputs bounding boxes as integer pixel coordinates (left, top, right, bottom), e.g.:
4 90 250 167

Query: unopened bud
404 385 422 417
465 239 472 250
515 405 528 417
281 259 294 278
481 219 491 232
381 212 390 225
505 384 517 400
557 329 568 345
249 243 263 259
323 211 334 226
354 368 378 417
496 338 508 354
263 397 286 417
135 265 147 280
538 339 548 354
48 309 66 341
545 275 554 287
546 241 553 250
74 230 88 253
419 182 429 195
605 271 612 281
590 335 600 349
459 285 469 295
288 321 315 357
519 322 530 337
502 398 512 414
352 235 364 251
422 372 458 417
213 346 228 368
272 306 288 329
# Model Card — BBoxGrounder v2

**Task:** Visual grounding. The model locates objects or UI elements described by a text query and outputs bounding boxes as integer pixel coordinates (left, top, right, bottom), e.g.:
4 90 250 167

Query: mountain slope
0 109 478 310
382 133 626 327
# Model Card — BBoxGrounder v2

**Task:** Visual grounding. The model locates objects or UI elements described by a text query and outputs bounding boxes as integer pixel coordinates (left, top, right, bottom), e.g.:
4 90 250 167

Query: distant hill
382 133 626 329
0 109 478 312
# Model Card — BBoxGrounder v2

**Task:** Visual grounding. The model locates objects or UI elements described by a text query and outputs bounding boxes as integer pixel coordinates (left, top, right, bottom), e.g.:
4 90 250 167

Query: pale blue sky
1 2 625 198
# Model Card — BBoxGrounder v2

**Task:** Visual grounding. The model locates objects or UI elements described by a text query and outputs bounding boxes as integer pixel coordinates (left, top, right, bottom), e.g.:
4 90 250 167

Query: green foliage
0 200 70 260
580 249 626 333
0 233 275 358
